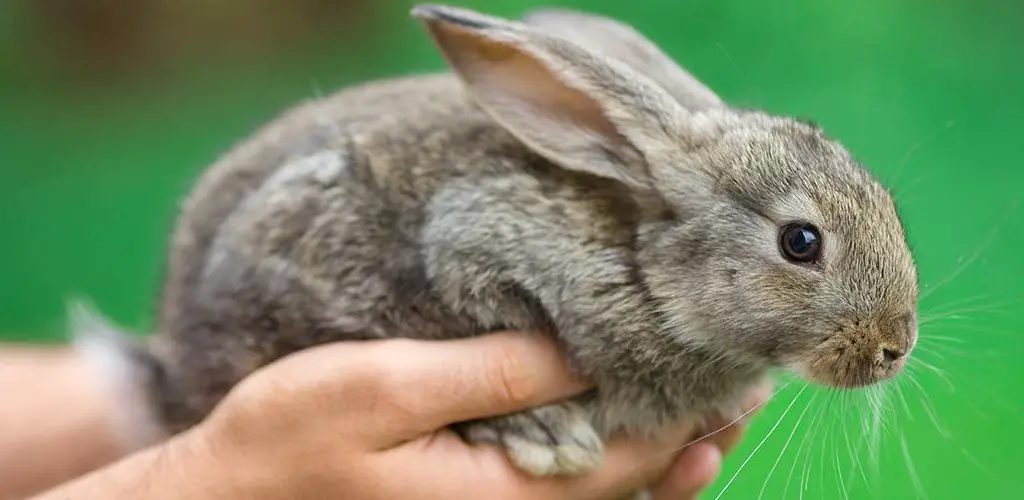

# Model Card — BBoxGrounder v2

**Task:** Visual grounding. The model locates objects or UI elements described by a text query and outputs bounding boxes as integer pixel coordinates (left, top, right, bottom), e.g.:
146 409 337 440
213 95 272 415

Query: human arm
0 345 124 498
15 332 767 499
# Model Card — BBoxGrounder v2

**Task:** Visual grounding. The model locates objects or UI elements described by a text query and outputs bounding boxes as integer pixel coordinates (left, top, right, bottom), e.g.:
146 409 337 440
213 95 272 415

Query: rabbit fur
73 3 919 484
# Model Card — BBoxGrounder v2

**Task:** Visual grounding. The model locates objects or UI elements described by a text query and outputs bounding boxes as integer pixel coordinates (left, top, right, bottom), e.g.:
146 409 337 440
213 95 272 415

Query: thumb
365 332 592 446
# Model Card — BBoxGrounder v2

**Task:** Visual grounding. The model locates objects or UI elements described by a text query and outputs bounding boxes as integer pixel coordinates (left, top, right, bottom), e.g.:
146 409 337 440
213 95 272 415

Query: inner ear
416 7 664 190
435 26 630 152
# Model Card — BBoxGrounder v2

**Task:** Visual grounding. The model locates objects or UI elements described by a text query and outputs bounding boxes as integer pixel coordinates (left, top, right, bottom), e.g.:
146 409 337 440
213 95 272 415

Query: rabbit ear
412 4 693 192
522 8 724 112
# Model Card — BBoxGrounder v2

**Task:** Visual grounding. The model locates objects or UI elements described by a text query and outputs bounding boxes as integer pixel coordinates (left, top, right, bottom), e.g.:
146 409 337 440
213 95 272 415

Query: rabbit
72 2 919 484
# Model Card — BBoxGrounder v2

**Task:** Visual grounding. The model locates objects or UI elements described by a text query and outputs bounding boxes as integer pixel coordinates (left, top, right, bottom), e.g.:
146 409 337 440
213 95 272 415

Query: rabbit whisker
919 291 1001 315
916 333 964 344
960 446 996 478
899 432 929 499
927 322 1024 342
889 119 956 190
919 300 1023 326
832 424 849 500
906 370 950 438
818 392 843 494
839 395 872 496
804 392 835 499
713 383 809 500
894 378 914 422
919 200 1017 302
911 343 948 361
623 378 795 480
868 383 888 478
906 356 956 391
756 390 818 500
783 390 828 499
714 41 761 106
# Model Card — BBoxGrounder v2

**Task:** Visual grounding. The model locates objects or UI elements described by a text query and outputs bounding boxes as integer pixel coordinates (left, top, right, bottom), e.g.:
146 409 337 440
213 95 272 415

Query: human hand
184 332 769 500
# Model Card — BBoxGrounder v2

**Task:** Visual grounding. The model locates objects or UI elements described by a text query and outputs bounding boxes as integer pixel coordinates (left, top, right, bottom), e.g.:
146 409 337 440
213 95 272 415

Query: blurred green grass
1 0 1022 498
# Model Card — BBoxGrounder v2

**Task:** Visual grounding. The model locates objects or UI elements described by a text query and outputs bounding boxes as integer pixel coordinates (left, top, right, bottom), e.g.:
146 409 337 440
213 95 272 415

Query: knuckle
355 339 424 415
354 341 408 386
487 338 537 408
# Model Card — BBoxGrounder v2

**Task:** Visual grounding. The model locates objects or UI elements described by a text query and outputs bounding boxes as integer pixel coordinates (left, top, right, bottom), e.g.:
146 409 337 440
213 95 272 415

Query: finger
700 410 748 456
707 421 746 456
364 332 591 444
389 421 698 500
381 428 674 500
649 442 722 500
554 423 699 499
376 430 535 500
558 382 772 499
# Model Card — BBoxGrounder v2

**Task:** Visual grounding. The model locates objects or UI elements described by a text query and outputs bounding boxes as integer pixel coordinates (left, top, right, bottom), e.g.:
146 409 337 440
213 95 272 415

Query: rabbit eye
779 222 822 263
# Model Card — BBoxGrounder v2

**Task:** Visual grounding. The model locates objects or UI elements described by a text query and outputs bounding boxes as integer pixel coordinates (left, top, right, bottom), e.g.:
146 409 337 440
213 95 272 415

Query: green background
2 0 1021 498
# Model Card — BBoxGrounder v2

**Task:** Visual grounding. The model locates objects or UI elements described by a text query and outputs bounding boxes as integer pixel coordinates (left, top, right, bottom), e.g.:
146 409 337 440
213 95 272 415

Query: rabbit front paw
461 402 604 477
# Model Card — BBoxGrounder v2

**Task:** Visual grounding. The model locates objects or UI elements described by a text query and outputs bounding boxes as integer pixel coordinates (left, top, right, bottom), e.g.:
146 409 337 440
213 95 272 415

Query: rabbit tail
67 299 175 452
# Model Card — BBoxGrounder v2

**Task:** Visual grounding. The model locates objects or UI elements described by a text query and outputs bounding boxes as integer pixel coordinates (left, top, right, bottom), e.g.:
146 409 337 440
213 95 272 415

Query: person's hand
183 331 770 500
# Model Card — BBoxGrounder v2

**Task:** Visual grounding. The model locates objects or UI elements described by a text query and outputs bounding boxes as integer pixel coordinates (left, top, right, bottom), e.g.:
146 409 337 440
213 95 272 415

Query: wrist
24 427 210 500
179 419 300 500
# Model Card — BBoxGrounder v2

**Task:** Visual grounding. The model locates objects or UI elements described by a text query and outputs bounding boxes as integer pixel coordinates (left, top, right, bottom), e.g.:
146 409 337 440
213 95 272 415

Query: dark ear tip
411 4 490 30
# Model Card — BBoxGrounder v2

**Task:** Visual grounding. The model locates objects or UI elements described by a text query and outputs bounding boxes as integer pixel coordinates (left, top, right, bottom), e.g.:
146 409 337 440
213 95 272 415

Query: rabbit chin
784 354 908 390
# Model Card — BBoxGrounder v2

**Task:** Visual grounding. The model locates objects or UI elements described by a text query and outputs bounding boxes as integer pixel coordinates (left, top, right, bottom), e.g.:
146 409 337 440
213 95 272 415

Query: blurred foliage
1 0 1022 498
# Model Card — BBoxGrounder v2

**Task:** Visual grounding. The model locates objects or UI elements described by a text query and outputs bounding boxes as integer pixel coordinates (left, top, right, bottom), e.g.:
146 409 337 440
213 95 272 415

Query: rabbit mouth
791 315 916 389
792 339 911 389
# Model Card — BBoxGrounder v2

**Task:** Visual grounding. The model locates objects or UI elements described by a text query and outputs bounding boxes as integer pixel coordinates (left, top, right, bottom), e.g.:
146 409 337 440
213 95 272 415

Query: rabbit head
413 4 919 389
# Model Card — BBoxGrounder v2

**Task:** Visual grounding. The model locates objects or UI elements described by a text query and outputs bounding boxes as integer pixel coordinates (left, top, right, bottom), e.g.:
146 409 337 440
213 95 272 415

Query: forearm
0 345 122 497
27 428 232 500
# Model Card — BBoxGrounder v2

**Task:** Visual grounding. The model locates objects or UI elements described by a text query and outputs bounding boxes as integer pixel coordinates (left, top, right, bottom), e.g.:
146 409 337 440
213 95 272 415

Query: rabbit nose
878 312 916 367
880 345 906 364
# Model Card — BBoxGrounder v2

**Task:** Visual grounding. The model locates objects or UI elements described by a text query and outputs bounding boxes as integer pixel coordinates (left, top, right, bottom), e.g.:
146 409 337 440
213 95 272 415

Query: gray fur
521 7 725 112
79 3 918 485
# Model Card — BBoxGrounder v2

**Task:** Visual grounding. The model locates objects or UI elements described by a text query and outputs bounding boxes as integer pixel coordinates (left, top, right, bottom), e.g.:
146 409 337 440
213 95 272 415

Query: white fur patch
265 150 346 188
68 300 169 452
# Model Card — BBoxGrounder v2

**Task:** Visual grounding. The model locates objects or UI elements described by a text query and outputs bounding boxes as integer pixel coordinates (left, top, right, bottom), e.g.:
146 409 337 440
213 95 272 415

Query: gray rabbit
73 3 919 484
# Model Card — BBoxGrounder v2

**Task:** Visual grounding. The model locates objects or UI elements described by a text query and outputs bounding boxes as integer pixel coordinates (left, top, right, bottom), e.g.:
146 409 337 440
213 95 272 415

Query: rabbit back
149 72 655 433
